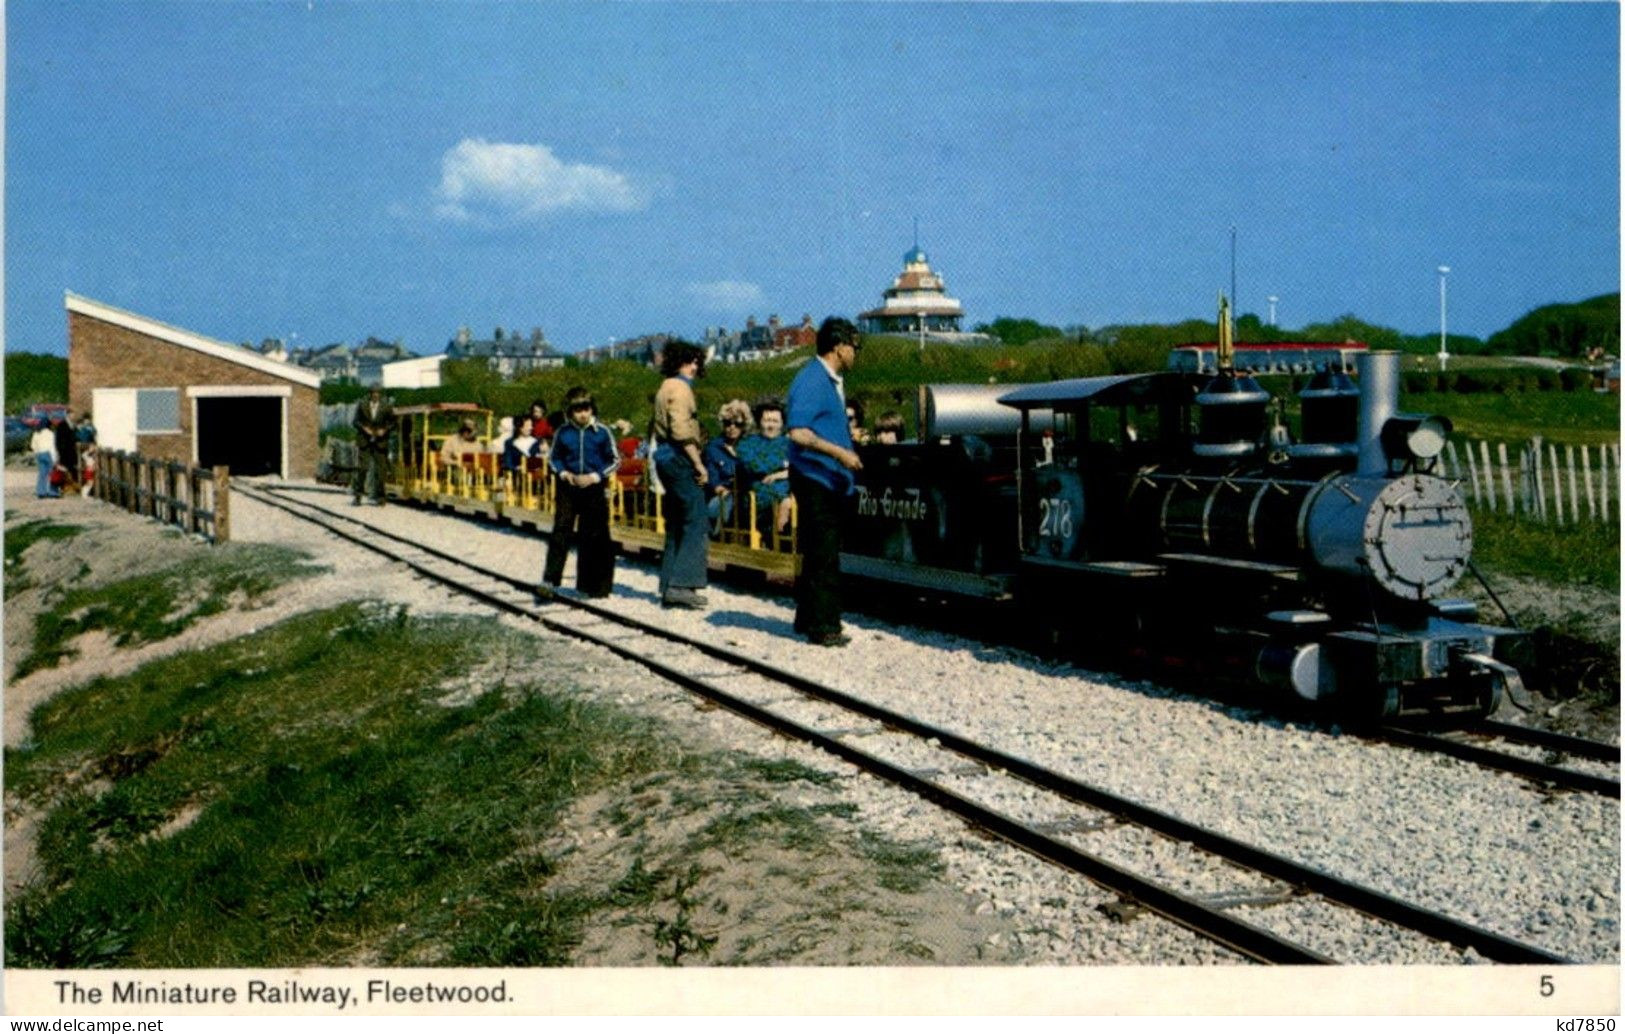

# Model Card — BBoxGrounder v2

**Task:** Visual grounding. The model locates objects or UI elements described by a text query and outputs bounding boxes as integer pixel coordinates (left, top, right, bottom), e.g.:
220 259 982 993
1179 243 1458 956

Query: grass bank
1471 510 1620 595
4 602 945 968
11 543 325 680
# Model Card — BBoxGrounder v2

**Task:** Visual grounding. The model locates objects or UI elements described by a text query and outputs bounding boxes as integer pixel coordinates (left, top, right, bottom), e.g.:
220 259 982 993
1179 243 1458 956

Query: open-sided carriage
380 401 800 579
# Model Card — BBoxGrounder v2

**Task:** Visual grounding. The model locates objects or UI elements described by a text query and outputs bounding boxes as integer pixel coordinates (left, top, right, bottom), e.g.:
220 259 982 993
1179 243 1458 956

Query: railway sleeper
1196 886 1303 912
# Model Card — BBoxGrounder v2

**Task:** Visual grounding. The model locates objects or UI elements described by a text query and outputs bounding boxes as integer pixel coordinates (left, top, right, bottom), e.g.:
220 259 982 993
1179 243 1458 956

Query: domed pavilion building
858 245 966 336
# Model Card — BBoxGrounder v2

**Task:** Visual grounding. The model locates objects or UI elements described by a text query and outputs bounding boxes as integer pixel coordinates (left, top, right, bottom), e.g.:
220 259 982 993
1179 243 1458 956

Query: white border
67 291 324 389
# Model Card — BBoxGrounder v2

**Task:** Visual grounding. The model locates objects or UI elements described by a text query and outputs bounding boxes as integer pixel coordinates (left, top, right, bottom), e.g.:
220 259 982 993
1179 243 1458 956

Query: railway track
236 480 1581 966
1375 724 1619 800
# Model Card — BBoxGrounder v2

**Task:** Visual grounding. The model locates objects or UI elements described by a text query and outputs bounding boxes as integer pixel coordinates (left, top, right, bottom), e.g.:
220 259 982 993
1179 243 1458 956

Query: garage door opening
196 396 282 477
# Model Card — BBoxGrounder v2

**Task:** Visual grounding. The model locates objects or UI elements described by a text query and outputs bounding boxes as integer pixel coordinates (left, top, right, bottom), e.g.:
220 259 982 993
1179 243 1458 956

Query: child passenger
542 387 619 599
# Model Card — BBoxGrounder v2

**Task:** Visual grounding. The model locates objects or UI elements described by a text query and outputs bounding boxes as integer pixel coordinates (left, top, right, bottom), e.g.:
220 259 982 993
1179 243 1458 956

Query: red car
19 403 69 429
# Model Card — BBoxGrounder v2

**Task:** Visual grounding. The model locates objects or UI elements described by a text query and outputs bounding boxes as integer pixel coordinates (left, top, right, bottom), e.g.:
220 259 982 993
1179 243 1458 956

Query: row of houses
243 325 569 389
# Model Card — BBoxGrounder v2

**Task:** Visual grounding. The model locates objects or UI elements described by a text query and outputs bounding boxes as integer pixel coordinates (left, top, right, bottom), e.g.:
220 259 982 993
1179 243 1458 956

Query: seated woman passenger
736 398 794 535
489 415 515 460
503 415 541 473
703 399 752 534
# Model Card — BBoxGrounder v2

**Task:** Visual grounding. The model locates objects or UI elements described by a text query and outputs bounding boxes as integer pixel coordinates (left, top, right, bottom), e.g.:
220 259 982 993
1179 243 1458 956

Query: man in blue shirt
786 317 864 646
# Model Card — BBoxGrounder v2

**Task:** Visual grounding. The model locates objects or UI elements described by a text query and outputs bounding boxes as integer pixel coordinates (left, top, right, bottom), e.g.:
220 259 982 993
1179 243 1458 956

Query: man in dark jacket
352 386 394 505
51 414 80 492
543 386 620 598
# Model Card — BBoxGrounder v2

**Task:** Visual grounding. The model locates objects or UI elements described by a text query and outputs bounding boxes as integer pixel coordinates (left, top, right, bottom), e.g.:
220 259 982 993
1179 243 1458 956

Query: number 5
1540 975 1554 997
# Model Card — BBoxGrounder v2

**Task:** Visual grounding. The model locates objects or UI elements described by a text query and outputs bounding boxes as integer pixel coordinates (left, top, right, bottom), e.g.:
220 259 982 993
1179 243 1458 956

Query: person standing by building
543 387 619 599
52 414 80 494
351 385 394 506
32 422 59 499
786 317 864 645
650 340 710 609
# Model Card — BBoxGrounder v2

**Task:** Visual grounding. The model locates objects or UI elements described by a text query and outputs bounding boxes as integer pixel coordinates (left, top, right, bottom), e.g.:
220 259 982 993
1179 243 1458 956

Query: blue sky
6 2 1618 357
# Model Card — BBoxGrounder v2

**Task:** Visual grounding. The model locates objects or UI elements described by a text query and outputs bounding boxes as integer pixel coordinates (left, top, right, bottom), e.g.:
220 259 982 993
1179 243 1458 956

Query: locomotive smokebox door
1306 475 1473 601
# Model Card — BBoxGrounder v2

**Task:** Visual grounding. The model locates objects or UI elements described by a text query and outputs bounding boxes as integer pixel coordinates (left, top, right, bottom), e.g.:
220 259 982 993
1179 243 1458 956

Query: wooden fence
1442 438 1620 525
93 450 231 542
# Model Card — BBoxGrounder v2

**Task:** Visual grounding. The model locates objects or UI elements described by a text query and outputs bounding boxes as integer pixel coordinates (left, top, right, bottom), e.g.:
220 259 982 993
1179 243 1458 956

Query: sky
5 1 1619 358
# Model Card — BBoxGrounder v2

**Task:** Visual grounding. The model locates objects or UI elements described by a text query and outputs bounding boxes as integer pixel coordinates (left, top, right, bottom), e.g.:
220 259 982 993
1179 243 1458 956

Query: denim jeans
656 451 709 596
35 452 59 497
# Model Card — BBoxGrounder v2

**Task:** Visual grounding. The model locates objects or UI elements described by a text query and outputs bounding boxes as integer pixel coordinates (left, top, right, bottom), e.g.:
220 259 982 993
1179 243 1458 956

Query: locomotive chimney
1355 350 1401 476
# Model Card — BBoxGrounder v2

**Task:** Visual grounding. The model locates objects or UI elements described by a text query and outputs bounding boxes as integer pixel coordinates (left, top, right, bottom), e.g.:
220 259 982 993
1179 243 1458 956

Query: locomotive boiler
841 350 1528 721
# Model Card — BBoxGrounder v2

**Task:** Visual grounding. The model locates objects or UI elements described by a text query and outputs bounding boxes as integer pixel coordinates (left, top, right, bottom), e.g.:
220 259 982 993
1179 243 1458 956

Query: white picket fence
1442 438 1621 524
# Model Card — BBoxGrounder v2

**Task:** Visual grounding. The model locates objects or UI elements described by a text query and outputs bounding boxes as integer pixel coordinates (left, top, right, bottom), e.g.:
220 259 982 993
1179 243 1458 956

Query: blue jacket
549 421 620 481
786 356 854 494
502 436 541 472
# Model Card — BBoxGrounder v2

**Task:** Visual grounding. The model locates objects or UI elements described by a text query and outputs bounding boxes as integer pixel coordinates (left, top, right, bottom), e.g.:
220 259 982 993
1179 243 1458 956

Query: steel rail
1469 720 1620 765
239 483 1574 965
1376 727 1619 800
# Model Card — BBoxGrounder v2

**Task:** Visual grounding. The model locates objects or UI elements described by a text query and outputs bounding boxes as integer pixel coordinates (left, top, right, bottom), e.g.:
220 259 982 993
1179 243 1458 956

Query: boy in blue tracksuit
543 387 619 598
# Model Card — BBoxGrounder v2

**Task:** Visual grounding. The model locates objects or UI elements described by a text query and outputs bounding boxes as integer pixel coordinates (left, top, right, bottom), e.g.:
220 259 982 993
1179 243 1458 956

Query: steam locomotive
841 348 1528 720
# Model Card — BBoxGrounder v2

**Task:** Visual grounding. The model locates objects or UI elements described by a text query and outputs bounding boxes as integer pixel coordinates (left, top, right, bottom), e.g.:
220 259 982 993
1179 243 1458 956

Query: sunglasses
722 419 747 428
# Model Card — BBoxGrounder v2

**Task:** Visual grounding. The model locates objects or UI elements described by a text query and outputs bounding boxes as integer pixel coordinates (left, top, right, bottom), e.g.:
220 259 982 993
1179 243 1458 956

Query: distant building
773 314 817 352
858 245 965 336
352 337 412 386
445 326 566 376
305 343 359 383
255 338 289 363
382 354 447 389
705 314 815 364
575 333 672 367
1167 341 1368 376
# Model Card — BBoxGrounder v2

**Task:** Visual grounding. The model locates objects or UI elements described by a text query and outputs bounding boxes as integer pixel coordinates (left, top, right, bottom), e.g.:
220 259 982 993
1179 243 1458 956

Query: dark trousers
790 470 844 638
353 449 387 501
656 453 709 596
545 483 614 595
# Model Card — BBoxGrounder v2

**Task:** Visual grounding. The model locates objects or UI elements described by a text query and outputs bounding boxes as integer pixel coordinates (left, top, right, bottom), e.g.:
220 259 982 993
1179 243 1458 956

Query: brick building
67 292 323 479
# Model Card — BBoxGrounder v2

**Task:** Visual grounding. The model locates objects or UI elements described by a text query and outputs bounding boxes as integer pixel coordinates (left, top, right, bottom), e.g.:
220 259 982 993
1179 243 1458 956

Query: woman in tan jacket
650 340 711 608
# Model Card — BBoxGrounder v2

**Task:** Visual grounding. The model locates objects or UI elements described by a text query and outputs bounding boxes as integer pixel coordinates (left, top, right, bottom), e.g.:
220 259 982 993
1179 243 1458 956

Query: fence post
212 467 231 542
1546 444 1562 525
1581 445 1595 520
1602 446 1612 522
1498 442 1515 514
1566 445 1580 522
1463 444 1479 506
1518 445 1532 515
1478 441 1495 513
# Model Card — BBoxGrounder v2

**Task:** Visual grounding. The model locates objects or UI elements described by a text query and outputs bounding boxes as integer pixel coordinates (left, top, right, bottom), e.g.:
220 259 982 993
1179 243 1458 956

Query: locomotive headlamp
1381 413 1453 462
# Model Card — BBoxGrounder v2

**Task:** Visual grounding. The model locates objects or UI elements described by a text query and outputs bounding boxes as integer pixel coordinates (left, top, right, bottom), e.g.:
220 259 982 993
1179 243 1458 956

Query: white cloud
685 280 766 309
434 138 646 223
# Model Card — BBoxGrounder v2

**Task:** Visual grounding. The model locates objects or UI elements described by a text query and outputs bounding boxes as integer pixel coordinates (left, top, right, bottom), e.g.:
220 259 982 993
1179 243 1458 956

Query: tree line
974 292 1620 364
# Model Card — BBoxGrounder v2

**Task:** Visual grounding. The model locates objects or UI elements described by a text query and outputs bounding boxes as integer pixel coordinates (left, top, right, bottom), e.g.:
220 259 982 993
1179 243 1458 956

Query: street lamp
1267 296 1278 327
918 312 927 352
1437 266 1451 370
